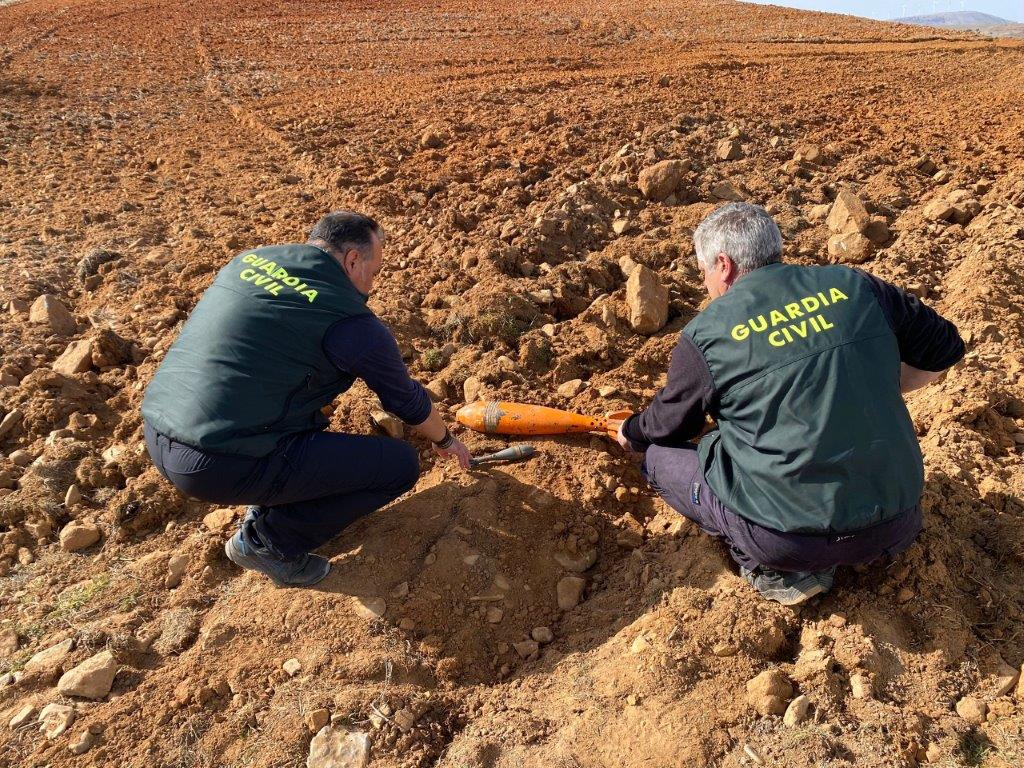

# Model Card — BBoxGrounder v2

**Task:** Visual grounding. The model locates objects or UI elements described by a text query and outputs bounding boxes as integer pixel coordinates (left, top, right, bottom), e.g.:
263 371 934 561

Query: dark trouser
144 422 420 559
643 443 922 573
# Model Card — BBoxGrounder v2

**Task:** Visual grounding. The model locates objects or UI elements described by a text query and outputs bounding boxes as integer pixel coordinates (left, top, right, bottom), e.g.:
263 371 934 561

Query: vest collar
306 244 370 303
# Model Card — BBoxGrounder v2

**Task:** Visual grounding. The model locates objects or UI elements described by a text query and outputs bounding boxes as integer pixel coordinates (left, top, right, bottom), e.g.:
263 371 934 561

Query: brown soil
1 1 1023 766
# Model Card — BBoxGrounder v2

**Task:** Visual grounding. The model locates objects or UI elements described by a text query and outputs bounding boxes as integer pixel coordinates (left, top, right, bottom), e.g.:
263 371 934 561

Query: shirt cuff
622 413 651 453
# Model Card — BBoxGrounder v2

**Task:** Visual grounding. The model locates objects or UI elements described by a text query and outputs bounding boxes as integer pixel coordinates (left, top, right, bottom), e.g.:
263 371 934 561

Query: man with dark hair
141 210 470 587
616 203 964 605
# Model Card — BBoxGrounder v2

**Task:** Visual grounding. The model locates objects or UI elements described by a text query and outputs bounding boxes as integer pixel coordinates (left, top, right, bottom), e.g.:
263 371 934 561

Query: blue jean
643 443 922 572
144 422 419 559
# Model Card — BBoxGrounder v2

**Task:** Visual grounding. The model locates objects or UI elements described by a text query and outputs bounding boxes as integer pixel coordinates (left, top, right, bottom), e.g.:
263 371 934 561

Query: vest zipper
263 372 313 432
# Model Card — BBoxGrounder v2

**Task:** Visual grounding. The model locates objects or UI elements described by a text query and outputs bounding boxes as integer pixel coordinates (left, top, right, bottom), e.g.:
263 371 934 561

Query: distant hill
893 10 1024 38
894 11 1011 27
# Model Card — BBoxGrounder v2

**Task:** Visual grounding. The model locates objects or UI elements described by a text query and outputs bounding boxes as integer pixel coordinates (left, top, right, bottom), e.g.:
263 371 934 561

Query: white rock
783 694 811 726
64 484 82 507
826 189 870 234
9 704 36 729
306 726 370 768
38 703 76 739
283 658 302 677
68 729 95 754
165 553 188 589
57 650 118 700
370 411 403 439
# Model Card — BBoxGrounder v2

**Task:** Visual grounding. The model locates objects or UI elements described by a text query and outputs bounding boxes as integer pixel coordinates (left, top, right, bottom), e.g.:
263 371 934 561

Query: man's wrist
433 426 455 449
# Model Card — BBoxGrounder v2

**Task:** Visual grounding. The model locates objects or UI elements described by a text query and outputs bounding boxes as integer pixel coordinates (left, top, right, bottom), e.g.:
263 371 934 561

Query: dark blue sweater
322 314 432 426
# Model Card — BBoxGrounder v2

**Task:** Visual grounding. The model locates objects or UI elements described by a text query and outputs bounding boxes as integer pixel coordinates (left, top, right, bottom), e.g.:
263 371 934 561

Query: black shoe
224 507 330 588
741 566 833 606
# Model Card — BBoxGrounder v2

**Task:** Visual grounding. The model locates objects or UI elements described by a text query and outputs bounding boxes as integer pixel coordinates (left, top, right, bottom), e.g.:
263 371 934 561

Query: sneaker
741 566 832 606
224 507 330 588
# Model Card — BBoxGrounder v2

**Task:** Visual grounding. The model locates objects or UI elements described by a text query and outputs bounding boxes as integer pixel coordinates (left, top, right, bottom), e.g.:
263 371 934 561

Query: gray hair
693 202 782 273
308 210 385 260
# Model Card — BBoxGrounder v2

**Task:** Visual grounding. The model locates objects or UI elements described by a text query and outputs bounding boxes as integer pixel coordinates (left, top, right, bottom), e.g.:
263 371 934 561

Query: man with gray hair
142 210 471 588
617 202 964 605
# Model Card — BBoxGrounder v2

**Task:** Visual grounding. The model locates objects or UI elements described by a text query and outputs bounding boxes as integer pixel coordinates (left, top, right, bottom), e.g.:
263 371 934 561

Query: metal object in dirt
469 443 537 468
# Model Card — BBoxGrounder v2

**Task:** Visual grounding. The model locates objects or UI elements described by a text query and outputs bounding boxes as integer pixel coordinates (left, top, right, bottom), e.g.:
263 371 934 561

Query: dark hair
308 210 385 259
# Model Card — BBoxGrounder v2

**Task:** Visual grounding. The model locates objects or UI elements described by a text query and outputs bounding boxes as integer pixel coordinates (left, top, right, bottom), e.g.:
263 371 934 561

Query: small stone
925 743 943 763
827 232 873 264
419 129 445 149
716 137 742 161
540 323 556 338
597 384 619 397
557 379 585 398
68 729 95 755
24 638 74 674
794 144 824 164
462 376 482 403
9 449 31 467
923 199 955 222
399 618 416 631
783 694 811 726
0 409 23 439
38 703 76 739
393 708 416 732
712 642 738 657
390 581 410 598
826 189 870 234
850 673 873 700
637 159 689 202
556 575 585 610
746 669 794 716
29 294 77 335
626 693 639 706
630 635 649 654
611 218 630 235
9 704 36 728
283 658 302 677
64 484 82 507
626 265 669 335
553 548 597 573
57 650 118 700
53 339 94 375
353 597 386 620
485 607 504 624
955 696 987 725
513 640 539 659
59 521 101 552
424 378 448 401
306 726 370 768
864 218 890 244
165 553 188 589
531 627 554 644
306 708 330 732
203 508 235 531
711 180 744 201
370 411 403 439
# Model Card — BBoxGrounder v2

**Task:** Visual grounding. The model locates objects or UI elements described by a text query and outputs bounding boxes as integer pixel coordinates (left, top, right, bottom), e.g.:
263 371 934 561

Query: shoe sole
224 535 331 589
771 580 828 606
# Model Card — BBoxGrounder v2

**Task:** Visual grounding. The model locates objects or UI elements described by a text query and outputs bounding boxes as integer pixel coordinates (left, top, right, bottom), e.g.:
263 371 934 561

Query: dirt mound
2 0 1024 766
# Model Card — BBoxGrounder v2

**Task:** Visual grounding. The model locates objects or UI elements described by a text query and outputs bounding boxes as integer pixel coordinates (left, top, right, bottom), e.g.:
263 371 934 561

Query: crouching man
616 202 964 605
141 211 470 588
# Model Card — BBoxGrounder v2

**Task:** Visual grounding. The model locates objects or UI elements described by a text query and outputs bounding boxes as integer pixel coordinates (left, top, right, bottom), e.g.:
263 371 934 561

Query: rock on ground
626 265 669 335
307 726 371 768
24 638 74 675
53 339 94 375
827 232 873 264
57 650 119 700
746 668 794 715
38 703 76 738
826 189 870 234
955 696 987 725
637 159 688 201
29 294 76 335
556 575 586 610
59 521 101 552
783 694 810 726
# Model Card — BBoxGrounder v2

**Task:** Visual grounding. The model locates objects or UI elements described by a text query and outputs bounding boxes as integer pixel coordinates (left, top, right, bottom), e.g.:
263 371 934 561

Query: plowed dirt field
2 1 1024 766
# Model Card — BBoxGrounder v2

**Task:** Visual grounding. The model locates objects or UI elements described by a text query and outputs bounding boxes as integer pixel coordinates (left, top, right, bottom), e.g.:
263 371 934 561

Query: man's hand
434 437 471 470
612 418 633 452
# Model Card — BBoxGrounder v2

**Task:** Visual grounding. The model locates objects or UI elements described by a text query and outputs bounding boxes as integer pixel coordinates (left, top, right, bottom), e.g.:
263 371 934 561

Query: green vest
687 263 923 533
142 244 371 456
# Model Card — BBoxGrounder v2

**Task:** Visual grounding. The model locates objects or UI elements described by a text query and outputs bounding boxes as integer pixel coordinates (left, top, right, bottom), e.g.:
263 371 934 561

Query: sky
743 0 1024 21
